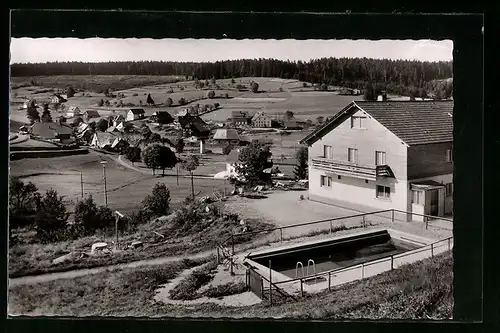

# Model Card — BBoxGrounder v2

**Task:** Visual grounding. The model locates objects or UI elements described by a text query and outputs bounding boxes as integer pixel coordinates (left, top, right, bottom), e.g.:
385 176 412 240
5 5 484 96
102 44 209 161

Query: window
445 183 453 196
375 151 386 165
320 175 332 187
323 145 333 159
445 149 453 162
412 190 424 204
348 148 358 163
376 185 391 199
350 116 366 129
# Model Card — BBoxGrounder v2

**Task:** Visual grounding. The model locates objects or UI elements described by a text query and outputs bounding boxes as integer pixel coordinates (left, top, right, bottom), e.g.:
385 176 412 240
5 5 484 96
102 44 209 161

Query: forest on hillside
10 58 453 99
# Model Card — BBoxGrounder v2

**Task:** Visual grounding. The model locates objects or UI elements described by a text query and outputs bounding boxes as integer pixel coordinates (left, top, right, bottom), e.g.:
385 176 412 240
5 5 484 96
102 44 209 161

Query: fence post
448 238 451 251
362 215 366 228
328 272 331 291
391 209 394 223
391 255 394 270
280 228 283 242
330 221 332 233
425 216 428 230
431 243 434 258
269 260 272 306
260 277 264 299
361 263 364 279
300 278 304 297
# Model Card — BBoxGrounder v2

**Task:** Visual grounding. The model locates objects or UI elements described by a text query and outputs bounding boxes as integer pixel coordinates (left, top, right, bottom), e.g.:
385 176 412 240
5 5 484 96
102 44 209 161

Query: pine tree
293 147 308 180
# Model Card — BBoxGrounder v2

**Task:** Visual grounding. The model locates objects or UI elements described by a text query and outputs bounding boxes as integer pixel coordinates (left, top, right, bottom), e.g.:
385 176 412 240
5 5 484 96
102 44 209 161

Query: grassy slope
8 251 453 319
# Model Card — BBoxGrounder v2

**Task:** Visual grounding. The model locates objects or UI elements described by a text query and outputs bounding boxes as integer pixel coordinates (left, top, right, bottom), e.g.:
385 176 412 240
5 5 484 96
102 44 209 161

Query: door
429 189 439 216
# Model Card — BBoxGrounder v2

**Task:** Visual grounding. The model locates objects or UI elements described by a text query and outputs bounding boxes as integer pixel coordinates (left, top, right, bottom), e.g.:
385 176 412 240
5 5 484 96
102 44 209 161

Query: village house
300 101 454 222
83 110 100 121
30 122 74 144
213 128 241 146
150 111 174 125
75 122 93 143
126 108 146 121
90 132 125 151
112 114 126 127
231 111 251 127
66 106 81 118
51 94 67 104
214 149 241 179
251 112 273 128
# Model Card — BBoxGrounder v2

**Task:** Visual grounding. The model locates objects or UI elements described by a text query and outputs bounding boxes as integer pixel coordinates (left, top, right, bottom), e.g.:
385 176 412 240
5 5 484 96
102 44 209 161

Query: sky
10 38 453 64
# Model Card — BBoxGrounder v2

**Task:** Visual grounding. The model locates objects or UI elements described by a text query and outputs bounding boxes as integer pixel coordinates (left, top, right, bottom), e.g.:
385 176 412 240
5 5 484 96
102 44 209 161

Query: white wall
309 167 409 212
410 173 453 216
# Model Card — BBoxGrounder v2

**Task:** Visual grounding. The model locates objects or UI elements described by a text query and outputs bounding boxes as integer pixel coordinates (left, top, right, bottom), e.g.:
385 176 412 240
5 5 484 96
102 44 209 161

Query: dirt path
9 249 215 287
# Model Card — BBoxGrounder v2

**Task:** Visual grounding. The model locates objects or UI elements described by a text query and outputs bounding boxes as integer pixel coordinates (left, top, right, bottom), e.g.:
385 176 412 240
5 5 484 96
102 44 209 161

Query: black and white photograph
8 28 456 319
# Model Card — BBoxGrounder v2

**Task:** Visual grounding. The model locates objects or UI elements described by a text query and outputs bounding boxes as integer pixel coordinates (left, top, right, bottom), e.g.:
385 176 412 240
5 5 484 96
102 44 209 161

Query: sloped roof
93 132 117 146
213 128 240 141
84 110 100 117
68 106 80 112
31 122 73 138
251 112 271 121
232 111 250 118
300 101 453 146
106 126 118 133
129 108 145 114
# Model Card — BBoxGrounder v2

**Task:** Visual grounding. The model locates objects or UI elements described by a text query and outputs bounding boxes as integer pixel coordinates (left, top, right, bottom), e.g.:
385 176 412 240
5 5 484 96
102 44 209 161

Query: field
10 75 367 126
8 251 452 319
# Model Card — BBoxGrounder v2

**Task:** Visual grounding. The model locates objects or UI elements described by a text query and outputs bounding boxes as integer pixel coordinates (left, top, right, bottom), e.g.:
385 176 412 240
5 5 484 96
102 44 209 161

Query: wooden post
230 257 234 275
431 243 434 258
329 221 332 233
328 272 331 291
425 216 428 230
280 228 283 242
300 278 303 297
115 215 119 250
269 260 272 305
362 215 366 228
260 277 264 299
391 255 394 270
391 209 394 223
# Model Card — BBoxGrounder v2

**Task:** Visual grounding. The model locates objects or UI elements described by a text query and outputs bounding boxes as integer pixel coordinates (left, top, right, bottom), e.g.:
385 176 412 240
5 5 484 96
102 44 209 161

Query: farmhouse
30 122 74 144
112 115 126 127
251 112 273 128
90 132 124 150
231 111 251 127
83 110 100 121
150 111 174 124
213 128 240 146
75 122 93 142
66 106 81 118
300 101 454 221
126 108 146 121
51 94 67 104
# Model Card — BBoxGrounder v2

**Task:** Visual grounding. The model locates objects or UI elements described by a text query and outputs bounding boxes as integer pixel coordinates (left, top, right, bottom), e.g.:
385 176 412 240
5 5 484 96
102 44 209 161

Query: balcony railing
311 157 394 181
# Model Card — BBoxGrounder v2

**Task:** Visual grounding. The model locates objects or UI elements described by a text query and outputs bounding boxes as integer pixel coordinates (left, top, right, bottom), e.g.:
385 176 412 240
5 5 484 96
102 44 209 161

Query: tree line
11 58 452 96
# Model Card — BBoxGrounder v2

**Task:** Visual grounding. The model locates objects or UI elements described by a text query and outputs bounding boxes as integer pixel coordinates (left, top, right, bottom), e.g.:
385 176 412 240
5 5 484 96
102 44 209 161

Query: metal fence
220 209 453 254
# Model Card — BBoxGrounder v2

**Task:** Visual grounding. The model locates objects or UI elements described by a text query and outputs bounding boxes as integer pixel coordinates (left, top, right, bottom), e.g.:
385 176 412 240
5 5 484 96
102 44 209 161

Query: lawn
8 251 453 319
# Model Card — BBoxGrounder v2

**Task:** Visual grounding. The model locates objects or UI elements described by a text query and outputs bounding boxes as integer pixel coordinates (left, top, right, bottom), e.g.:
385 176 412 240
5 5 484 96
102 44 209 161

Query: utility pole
100 161 108 207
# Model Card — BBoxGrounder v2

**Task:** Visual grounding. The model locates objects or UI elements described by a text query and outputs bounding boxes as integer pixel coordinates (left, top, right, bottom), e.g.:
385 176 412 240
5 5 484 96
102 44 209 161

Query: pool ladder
295 259 317 282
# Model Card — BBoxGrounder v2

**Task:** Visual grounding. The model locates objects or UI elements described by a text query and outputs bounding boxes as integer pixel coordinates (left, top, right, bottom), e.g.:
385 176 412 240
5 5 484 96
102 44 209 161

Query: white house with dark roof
126 108 146 121
300 101 454 221
66 106 81 118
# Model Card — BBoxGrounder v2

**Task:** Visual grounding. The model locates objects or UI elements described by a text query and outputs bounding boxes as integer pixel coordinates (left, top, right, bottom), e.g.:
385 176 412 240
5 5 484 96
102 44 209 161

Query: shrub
74 195 114 235
141 183 171 218
169 261 218 300
133 93 138 96
207 90 216 99
202 281 247 298
34 189 69 243
178 97 186 105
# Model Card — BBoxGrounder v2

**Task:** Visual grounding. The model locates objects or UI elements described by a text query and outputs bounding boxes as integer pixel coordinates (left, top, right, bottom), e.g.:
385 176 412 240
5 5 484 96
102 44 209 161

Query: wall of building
308 167 409 212
407 142 453 179
309 108 408 180
409 173 453 216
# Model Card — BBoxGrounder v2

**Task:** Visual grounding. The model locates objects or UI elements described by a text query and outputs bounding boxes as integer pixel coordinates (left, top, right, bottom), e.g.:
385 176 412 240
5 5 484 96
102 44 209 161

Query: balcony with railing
311 157 394 181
